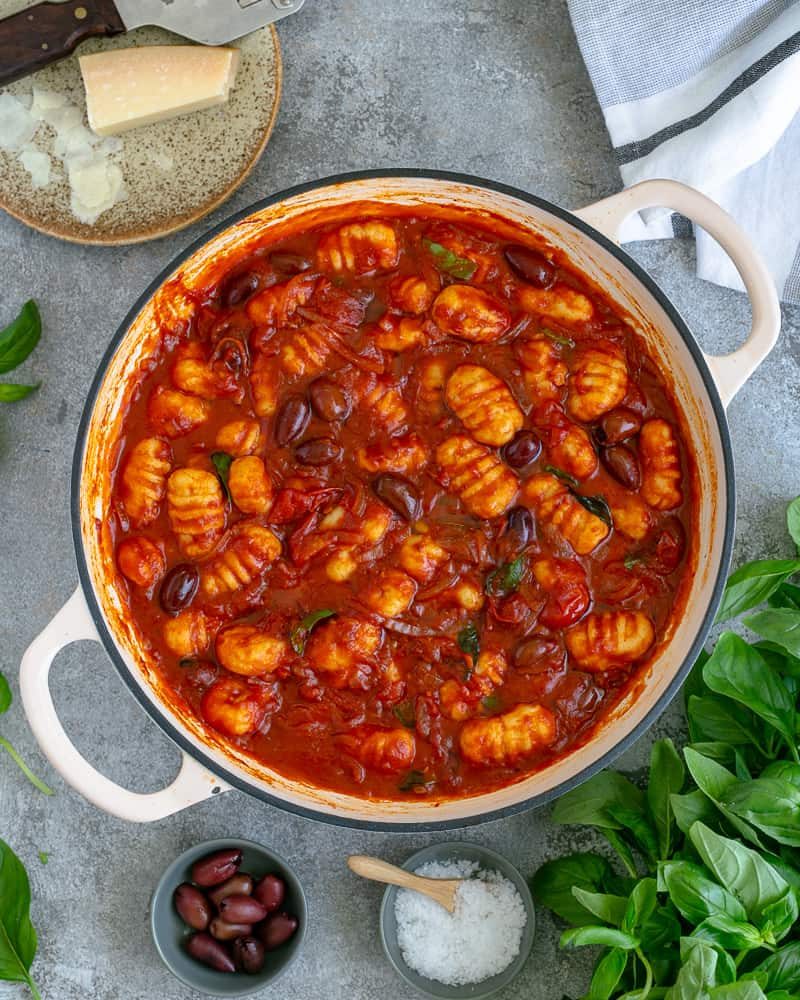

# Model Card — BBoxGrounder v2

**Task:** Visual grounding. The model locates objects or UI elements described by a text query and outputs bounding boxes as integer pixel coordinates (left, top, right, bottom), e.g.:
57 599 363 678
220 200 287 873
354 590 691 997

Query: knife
0 0 305 88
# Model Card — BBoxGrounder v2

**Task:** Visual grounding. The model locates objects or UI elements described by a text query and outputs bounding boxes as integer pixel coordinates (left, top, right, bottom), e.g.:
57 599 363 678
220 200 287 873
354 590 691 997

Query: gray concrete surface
1 2 799 998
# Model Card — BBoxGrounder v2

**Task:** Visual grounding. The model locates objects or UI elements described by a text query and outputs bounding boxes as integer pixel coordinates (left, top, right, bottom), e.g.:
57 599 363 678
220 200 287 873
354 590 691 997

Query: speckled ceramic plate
0 4 282 245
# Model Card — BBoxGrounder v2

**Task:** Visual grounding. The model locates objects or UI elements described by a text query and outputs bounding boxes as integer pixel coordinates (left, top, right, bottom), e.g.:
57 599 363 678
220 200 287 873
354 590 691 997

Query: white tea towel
567 0 800 302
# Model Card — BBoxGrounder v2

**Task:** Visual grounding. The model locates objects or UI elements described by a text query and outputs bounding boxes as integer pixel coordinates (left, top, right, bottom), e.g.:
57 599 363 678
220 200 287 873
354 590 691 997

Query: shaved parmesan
0 93 36 152
19 149 52 188
67 154 126 224
79 46 240 136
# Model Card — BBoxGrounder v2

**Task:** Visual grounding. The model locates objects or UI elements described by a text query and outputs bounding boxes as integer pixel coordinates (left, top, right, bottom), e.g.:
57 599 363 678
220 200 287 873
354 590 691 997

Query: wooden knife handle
0 0 125 88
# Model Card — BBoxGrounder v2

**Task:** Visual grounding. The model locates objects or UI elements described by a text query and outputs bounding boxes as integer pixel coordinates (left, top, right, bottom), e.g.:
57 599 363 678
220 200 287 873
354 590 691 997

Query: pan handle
19 588 230 822
573 179 781 408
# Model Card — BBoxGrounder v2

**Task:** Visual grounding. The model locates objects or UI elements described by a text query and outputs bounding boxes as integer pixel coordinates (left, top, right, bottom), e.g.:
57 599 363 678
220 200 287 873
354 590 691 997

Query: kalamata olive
373 474 421 521
173 883 212 931
185 932 236 973
191 848 243 887
504 245 556 289
211 337 249 377
220 269 260 309
600 444 640 490
218 894 269 924
596 407 642 445
501 430 542 469
654 518 686 573
294 436 343 465
270 251 312 274
275 395 311 446
309 378 351 422
208 873 255 907
259 912 299 951
503 506 535 556
159 564 199 614
253 873 286 913
515 636 565 675
233 936 266 974
209 917 254 941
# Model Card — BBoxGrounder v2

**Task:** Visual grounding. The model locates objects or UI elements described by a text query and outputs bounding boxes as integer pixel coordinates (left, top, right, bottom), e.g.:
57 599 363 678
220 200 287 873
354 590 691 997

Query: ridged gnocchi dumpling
317 221 400 274
388 274 436 314
305 616 383 690
201 676 274 737
120 437 172 526
338 725 416 773
567 341 628 422
534 402 598 480
517 284 594 326
216 624 288 676
215 419 262 457
356 431 427 474
280 322 339 378
640 419 683 510
397 532 447 583
515 337 568 402
459 704 556 766
372 314 426 352
229 456 272 515
200 522 281 600
431 285 511 342
116 536 165 588
167 468 226 558
362 379 409 435
611 494 651 541
147 386 209 439
565 610 655 671
417 357 448 418
436 435 518 518
445 364 523 446
363 568 417 617
172 342 243 402
246 273 317 332
522 473 609 555
249 351 279 417
163 608 212 658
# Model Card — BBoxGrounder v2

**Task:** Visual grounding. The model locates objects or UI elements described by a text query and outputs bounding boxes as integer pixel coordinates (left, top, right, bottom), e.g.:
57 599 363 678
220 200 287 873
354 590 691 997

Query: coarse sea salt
394 859 527 986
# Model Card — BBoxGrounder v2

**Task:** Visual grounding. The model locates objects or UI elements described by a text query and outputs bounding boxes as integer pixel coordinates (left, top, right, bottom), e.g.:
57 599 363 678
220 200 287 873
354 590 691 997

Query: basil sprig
422 238 477 280
0 838 43 999
485 554 527 598
0 300 42 403
532 494 800 1000
0 672 52 797
290 609 336 654
210 451 233 501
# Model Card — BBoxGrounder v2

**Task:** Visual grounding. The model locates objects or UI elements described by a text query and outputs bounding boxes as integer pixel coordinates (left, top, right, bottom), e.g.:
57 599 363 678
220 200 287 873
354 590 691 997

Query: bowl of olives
150 838 306 996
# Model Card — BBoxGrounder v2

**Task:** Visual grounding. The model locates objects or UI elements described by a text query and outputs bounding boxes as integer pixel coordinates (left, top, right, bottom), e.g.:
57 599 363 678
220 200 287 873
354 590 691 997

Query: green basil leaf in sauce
0 300 41 374
457 622 480 662
290 609 336 654
422 238 477 280
393 700 416 729
541 327 575 349
624 553 643 571
398 769 435 793
544 465 580 489
574 493 613 527
481 693 502 713
210 451 233 501
485 554 527 598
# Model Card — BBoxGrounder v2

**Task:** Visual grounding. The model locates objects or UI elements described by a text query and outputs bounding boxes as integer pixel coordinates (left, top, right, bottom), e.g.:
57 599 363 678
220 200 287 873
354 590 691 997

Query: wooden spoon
347 854 462 913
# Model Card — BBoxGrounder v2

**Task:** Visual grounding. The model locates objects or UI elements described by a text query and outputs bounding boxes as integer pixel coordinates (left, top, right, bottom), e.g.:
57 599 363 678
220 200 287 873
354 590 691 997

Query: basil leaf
648 738 685 859
210 451 233 501
571 886 628 927
671 789 718 836
788 499 800 553
761 887 800 943
398 769 434 793
574 493 613 527
457 622 480 661
623 553 643 571
392 700 416 729
481 692 502 713
708 985 768 1000
552 770 644 829
560 926 639 951
687 694 763 749
601 830 638 878
587 947 627 1000
752 940 800 992
690 821 790 926
769 582 800 610
290 609 336 654
703 634 796 753
0 674 10 715
716 559 800 622
485 554 527 598
544 464 580 489
670 939 722 1000
640 902 682 951
0 301 41 375
761 761 800 789
746 609 800 660
0 838 41 996
0 383 39 403
530 853 616 926
541 327 576 349
621 877 657 935
684 746 764 848
692 913 765 950
721 778 800 846
662 860 747 924
606 803 659 865
422 238 476 280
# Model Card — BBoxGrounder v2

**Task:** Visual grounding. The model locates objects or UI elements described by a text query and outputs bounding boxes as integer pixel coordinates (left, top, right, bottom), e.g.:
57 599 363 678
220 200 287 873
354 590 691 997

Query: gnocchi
567 341 628 422
200 522 281 600
436 435 518 518
228 456 272 514
201 676 274 737
640 419 683 510
445 364 523 447
305 616 383 690
522 473 610 555
566 611 655 672
317 221 400 274
167 468 226 558
338 726 416 773
216 624 288 677
431 285 511 342
147 386 209 439
120 437 172 526
460 704 556 766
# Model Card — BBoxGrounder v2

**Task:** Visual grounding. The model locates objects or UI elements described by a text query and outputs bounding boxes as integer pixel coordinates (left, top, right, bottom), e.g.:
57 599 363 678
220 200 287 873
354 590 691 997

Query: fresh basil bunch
532 496 800 1000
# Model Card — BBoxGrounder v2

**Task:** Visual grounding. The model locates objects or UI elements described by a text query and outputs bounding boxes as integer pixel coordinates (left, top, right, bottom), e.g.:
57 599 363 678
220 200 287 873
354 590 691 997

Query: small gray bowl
379 842 535 999
150 837 306 997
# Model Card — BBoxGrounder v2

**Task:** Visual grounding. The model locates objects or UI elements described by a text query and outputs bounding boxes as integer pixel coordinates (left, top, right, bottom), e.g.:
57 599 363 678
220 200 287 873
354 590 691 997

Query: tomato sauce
108 209 696 801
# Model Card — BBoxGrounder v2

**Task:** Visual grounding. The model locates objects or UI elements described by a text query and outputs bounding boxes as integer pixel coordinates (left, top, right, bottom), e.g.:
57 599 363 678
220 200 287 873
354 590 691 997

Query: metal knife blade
113 0 305 46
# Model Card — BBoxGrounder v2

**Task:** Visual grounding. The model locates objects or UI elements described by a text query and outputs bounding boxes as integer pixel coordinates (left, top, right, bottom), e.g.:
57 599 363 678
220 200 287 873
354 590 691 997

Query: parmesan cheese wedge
79 46 240 137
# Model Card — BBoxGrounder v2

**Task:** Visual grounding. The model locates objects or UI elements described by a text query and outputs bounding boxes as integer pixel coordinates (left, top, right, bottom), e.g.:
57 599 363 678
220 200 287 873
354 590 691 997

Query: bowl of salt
379 842 535 998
